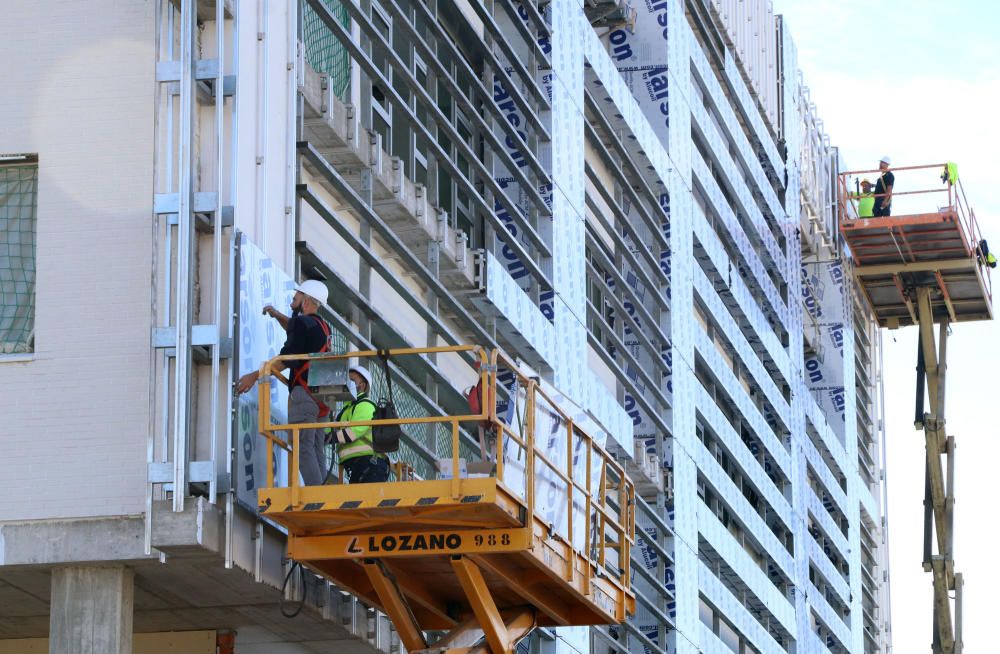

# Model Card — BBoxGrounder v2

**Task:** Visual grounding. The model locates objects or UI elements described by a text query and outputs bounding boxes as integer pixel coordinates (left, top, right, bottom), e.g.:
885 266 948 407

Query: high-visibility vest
335 393 378 462
858 194 874 217
852 192 875 217
946 162 959 185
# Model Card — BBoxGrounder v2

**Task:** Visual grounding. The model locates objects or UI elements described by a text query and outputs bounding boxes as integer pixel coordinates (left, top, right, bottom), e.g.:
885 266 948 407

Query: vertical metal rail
914 287 961 654
223 0 240 570
147 0 170 557
210 0 226 504
149 0 236 549
172 0 197 513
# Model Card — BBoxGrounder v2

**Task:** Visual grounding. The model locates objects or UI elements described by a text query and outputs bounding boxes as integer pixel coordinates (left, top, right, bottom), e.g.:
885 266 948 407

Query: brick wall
0 1 155 520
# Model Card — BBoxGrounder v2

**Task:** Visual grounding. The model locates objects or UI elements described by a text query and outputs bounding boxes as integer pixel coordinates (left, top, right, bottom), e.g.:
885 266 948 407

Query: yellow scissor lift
839 163 993 654
255 345 635 654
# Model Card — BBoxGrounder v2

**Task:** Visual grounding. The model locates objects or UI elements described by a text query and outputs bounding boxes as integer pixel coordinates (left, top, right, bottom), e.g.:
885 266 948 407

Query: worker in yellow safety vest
853 179 875 217
328 365 390 483
979 239 998 269
941 162 959 185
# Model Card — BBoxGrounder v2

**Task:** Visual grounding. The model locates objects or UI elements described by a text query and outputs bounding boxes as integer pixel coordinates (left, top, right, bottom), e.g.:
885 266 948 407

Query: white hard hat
294 279 329 306
349 365 373 390
879 155 892 165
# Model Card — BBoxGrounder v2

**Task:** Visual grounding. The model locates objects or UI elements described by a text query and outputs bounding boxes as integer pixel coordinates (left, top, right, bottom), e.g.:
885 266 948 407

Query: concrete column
50 566 134 654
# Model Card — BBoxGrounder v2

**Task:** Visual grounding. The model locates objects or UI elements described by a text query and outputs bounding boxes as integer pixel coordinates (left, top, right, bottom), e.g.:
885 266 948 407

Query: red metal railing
838 162 992 300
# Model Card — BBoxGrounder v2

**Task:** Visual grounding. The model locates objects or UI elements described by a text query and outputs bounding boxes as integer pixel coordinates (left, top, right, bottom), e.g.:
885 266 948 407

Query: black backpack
370 351 402 453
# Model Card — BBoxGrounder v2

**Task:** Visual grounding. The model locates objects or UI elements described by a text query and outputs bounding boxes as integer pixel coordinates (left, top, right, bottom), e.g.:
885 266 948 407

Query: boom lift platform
840 163 993 654
255 345 635 654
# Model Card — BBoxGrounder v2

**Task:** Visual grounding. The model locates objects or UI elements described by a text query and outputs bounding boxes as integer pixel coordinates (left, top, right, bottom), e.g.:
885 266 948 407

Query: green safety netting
303 0 351 101
0 164 37 354
325 329 478 480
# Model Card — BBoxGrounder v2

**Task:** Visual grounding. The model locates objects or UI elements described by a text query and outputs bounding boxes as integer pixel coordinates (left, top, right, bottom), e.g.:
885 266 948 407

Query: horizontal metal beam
584 163 670 297
152 325 233 358
149 460 216 484
381 0 550 184
155 191 233 218
582 108 669 254
584 239 670 386
290 529 529 560
156 58 235 95
330 0 551 215
444 0 552 109
305 0 553 262
853 257 976 277
584 310 672 439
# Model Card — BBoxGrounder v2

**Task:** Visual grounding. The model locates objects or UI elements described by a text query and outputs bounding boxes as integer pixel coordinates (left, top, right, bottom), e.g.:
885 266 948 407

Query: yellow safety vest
336 394 378 462
946 162 959 185
853 192 875 217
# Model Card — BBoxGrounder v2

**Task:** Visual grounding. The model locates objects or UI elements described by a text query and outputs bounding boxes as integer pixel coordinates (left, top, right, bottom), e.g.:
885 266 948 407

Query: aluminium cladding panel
801 259 850 440
0 0 156 521
686 32 782 206
600 0 671 145
482 250 558 368
778 17 801 223
491 3 555 321
234 235 295 510
603 194 672 458
593 0 676 461
487 2 638 459
798 91 837 247
708 0 780 138
627 504 678 651
232 0 297 269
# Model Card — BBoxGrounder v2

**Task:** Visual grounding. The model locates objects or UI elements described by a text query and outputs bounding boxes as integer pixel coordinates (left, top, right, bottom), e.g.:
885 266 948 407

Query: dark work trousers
288 385 326 486
342 455 390 484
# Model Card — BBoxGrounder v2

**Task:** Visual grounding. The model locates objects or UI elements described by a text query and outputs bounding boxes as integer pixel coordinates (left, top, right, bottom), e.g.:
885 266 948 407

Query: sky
773 1 1000 651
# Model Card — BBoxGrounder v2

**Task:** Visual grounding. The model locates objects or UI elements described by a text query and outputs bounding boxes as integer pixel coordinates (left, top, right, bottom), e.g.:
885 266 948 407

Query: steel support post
914 286 958 654
172 0 198 512
362 559 428 652
451 556 535 654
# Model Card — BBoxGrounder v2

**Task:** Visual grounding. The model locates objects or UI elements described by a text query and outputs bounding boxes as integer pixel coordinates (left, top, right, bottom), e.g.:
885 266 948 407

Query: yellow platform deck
259 476 631 629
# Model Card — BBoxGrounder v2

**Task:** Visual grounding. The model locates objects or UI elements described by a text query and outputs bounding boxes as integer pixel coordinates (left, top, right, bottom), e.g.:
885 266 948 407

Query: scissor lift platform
839 165 993 328
837 163 992 654
254 346 635 654
259 477 630 629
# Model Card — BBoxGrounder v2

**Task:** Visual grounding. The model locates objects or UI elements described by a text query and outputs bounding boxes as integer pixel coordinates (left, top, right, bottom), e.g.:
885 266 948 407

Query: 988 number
473 533 511 546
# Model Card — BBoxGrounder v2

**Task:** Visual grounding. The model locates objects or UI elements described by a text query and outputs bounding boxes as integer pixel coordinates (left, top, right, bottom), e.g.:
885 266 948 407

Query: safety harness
290 314 332 417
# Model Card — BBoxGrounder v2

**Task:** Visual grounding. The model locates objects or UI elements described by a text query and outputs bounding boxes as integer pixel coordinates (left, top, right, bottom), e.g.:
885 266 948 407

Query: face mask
346 379 358 400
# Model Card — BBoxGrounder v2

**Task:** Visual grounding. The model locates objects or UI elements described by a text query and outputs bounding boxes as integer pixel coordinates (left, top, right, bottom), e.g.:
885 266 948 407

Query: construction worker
853 179 875 217
941 161 959 185
328 365 390 483
979 239 998 269
236 279 331 486
873 155 894 217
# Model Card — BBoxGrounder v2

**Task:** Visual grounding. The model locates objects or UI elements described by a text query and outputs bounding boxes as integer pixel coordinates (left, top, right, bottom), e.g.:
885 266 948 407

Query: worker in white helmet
236 279 332 486
873 155 894 217
327 364 390 483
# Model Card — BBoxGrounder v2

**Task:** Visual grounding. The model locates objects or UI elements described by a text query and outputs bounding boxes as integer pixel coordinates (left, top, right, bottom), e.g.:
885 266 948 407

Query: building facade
0 1 891 653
